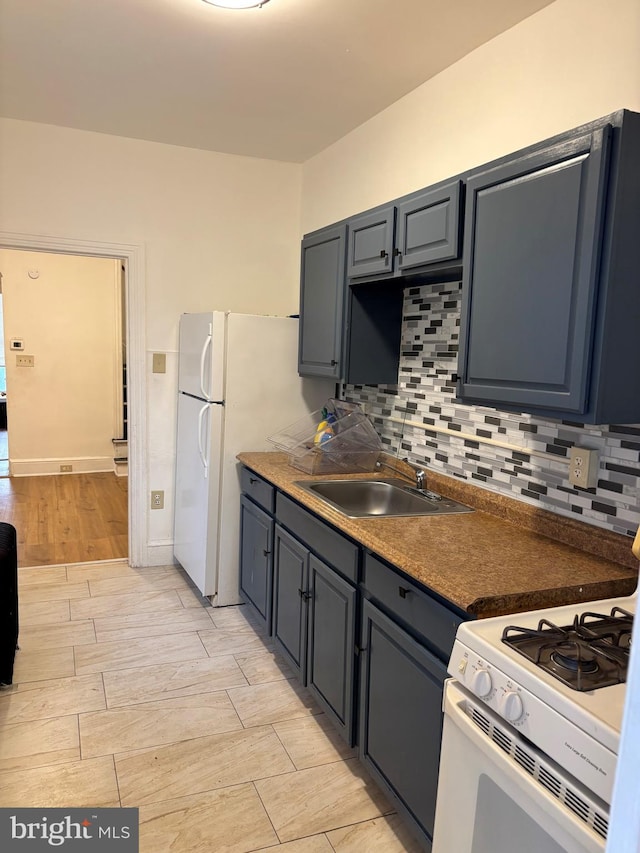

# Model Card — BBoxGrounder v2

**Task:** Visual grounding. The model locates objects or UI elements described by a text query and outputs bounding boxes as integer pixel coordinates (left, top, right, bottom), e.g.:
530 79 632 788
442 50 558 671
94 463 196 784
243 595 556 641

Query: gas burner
550 647 599 674
502 606 632 691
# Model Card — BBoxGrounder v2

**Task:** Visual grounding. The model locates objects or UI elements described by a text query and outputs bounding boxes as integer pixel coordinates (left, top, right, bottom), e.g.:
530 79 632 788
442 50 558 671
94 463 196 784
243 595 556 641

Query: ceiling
0 0 555 163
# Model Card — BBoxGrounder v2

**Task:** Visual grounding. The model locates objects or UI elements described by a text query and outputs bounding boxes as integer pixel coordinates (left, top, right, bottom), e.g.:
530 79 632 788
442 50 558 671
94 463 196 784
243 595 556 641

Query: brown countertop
237 452 638 618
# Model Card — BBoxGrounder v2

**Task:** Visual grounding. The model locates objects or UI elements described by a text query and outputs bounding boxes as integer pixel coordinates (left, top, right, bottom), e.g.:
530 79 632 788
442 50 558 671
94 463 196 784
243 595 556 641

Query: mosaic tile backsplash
345 282 640 540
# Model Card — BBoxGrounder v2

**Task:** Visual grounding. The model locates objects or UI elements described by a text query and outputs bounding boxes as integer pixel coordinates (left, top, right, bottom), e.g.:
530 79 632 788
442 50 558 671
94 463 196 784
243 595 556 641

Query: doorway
0 231 147 568
0 290 7 477
0 249 128 566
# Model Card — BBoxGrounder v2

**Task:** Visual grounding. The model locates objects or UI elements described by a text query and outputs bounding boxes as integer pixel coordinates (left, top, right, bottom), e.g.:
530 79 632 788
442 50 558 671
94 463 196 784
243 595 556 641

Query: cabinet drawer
240 467 275 513
276 493 359 583
363 552 465 661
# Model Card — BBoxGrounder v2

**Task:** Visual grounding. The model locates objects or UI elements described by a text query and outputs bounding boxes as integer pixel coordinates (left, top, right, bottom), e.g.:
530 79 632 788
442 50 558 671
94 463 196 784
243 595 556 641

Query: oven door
432 680 607 853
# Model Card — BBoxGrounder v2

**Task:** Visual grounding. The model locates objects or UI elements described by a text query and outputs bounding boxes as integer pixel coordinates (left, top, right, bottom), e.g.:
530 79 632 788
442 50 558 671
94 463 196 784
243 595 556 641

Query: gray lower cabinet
272 524 309 681
272 492 359 744
239 495 274 633
359 599 446 851
238 472 468 849
239 468 276 632
272 520 358 745
307 554 357 740
360 551 466 852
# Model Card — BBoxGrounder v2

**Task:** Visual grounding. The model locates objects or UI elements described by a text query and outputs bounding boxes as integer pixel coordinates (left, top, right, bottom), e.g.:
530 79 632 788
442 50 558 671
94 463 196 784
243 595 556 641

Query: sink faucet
402 458 427 492
375 455 438 496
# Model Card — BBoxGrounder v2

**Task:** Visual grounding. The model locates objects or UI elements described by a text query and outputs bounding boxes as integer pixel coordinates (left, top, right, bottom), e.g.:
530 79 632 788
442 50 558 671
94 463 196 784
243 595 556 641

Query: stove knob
499 690 524 722
470 668 493 698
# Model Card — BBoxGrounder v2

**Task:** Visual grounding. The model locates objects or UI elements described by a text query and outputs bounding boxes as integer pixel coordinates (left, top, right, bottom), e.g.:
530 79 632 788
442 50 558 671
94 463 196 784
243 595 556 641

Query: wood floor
0 472 128 567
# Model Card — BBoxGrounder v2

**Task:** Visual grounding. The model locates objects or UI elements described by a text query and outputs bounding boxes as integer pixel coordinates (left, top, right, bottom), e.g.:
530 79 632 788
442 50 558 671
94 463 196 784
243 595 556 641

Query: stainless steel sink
294 478 473 519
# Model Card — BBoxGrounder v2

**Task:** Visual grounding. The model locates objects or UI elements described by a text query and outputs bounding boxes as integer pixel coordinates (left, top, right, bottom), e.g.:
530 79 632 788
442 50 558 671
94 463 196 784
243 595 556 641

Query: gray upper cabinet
347 181 462 280
458 110 640 423
298 223 347 379
396 181 462 270
298 220 402 386
347 206 396 278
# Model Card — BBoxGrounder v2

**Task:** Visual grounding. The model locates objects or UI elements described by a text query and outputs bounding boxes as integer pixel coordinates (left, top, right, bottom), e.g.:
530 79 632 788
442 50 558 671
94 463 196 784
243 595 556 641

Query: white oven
432 595 635 853
434 680 605 852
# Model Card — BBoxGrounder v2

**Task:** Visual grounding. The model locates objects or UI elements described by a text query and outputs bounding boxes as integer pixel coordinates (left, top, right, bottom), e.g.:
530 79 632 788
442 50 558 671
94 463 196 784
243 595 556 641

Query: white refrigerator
174 311 334 604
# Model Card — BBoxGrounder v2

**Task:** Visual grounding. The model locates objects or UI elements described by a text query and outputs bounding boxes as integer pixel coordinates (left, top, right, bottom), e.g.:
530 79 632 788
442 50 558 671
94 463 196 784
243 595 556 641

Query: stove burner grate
502 606 632 691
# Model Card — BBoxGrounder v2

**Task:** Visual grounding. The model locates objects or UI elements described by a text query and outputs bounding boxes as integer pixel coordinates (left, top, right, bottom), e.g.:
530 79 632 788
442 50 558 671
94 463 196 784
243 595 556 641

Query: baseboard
10 457 114 477
145 543 178 567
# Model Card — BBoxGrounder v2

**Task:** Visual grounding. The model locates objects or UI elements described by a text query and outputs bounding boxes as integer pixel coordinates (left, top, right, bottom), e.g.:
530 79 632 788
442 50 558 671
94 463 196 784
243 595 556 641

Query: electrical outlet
569 447 599 489
150 490 164 510
16 354 34 367
60 464 73 473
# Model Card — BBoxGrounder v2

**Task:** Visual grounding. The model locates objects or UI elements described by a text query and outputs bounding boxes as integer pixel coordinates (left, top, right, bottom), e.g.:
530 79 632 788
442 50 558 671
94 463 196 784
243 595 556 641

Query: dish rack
267 399 382 474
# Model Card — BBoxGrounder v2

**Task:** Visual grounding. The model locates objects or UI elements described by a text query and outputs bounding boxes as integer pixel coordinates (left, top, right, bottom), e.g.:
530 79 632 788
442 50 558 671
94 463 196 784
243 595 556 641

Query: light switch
152 353 166 374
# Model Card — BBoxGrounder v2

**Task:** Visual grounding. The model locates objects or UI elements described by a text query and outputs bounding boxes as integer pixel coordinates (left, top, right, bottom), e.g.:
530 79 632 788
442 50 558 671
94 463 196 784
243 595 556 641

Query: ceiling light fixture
202 0 271 8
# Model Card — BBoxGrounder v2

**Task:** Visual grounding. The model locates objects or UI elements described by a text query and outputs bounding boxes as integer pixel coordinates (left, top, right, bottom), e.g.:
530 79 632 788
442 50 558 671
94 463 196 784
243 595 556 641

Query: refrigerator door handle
198 403 209 478
200 333 213 401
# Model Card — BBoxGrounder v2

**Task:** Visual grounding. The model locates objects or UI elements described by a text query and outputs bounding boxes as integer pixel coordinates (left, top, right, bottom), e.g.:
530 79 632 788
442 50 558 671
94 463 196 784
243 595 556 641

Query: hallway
0 472 128 567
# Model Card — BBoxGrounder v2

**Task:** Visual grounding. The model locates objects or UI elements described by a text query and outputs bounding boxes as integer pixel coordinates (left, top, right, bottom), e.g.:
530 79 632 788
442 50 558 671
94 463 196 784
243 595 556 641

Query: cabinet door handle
398 586 412 599
298 588 312 601
330 359 338 366
263 549 271 557
393 247 400 257
379 250 388 260
355 645 367 655
249 477 258 484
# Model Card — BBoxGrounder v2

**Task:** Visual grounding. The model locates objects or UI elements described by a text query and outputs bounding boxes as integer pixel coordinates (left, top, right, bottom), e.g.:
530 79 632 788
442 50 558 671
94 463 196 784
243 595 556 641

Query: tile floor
1 560 423 852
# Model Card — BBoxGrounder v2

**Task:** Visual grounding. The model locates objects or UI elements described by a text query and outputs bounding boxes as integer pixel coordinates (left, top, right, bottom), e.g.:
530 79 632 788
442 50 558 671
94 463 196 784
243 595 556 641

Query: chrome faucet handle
401 457 427 491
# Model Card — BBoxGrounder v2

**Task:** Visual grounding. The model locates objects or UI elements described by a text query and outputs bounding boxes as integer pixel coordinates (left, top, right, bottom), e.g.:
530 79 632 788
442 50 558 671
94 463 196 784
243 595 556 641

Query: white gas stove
450 595 634 805
433 592 637 853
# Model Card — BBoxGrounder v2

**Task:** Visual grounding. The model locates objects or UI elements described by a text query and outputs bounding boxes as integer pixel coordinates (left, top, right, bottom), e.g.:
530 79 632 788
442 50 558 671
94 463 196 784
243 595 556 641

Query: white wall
0 120 303 555
301 0 640 232
0 250 121 475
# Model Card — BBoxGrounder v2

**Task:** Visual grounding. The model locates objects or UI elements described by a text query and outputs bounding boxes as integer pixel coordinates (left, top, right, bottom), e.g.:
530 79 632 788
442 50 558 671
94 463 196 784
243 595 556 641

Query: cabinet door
272 525 309 682
359 599 447 848
347 206 396 278
307 555 357 745
396 181 462 270
298 224 346 379
458 126 611 414
239 496 273 632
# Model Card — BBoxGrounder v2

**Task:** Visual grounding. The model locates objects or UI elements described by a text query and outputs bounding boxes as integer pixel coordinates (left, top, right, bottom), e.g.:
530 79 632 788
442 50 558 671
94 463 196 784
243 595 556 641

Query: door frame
0 230 147 567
